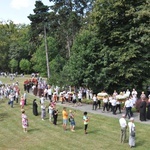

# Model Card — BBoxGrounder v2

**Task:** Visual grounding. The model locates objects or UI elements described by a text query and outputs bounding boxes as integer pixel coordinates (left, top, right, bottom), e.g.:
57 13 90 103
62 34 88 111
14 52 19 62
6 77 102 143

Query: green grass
0 76 150 150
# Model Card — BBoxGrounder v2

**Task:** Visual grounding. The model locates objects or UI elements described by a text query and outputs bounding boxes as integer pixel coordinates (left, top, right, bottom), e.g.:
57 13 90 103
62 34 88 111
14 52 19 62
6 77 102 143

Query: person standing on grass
83 111 89 134
9 92 14 108
20 96 25 109
62 107 68 131
47 85 52 102
41 104 46 120
21 110 28 133
119 114 127 143
53 107 58 125
128 117 136 148
69 110 76 132
33 99 38 116
40 94 45 104
48 103 54 122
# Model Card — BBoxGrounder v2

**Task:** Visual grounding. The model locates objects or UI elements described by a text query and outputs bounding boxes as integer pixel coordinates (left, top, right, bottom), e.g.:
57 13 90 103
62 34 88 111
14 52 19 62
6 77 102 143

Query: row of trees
0 0 149 93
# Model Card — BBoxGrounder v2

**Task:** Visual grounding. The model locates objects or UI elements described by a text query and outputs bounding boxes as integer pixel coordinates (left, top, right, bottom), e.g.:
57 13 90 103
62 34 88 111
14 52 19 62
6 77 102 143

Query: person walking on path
102 96 109 112
92 94 97 110
83 111 90 134
111 97 117 115
77 91 82 106
62 107 68 131
119 114 127 143
48 103 54 122
124 98 131 119
128 117 136 148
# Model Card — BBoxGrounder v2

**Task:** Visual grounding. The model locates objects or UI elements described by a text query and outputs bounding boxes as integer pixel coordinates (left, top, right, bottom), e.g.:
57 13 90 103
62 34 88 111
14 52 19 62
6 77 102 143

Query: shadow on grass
136 139 145 147
0 112 9 121
28 128 40 133
0 100 5 104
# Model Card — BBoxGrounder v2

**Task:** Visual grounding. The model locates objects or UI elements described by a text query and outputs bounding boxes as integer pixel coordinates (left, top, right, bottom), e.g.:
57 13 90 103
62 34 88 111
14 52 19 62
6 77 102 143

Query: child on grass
83 111 89 134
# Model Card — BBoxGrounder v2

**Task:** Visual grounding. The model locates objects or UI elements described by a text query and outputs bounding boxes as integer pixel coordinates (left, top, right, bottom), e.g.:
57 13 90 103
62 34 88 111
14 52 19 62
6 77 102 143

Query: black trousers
92 101 97 110
125 107 131 119
84 124 88 131
103 103 108 111
53 116 58 125
112 105 116 114
97 100 101 109
116 104 121 113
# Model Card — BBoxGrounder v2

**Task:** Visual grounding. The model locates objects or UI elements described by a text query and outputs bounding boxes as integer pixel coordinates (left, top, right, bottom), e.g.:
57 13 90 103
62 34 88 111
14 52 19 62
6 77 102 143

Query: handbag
130 125 135 137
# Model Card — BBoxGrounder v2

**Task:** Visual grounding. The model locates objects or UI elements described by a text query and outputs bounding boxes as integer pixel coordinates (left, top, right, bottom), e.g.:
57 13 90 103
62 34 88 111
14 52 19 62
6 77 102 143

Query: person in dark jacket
139 98 146 121
33 99 38 116
53 107 58 125
147 95 150 119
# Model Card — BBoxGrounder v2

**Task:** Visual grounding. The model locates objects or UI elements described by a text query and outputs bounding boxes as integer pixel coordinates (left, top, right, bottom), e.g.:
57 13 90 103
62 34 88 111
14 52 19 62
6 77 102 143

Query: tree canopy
0 0 149 93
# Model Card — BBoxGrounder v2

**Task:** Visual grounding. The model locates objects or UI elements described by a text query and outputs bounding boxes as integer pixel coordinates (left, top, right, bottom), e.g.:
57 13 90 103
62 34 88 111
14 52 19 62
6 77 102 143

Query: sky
0 0 51 24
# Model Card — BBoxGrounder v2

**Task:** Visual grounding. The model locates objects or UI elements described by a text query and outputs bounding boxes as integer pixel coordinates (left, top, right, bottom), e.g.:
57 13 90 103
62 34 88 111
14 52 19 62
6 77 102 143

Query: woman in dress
128 118 135 148
33 99 38 116
147 95 150 119
21 110 28 132
20 96 25 109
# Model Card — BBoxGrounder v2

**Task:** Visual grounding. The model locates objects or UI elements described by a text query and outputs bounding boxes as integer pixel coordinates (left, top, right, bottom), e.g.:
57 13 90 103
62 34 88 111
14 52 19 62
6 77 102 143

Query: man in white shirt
92 94 97 110
124 98 131 119
119 114 127 143
111 97 117 115
47 86 52 102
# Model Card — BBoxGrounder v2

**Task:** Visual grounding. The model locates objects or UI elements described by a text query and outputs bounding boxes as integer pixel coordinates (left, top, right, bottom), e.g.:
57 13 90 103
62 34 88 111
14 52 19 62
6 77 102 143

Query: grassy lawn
0 76 149 150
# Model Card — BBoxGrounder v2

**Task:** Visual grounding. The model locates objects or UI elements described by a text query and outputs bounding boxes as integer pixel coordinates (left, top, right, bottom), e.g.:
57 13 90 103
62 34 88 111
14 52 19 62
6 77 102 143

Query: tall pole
44 24 50 78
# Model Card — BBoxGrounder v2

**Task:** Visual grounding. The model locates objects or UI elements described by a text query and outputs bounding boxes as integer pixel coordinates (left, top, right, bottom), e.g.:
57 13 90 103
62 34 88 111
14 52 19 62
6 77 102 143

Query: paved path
57 102 150 125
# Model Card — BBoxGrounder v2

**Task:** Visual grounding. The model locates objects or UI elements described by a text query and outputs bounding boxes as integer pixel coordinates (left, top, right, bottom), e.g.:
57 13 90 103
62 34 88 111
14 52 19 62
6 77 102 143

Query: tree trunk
44 24 50 78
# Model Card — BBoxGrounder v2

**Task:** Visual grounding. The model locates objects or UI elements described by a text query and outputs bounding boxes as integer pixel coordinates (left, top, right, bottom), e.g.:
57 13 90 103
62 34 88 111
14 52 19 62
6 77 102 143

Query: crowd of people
0 76 150 148
91 89 150 122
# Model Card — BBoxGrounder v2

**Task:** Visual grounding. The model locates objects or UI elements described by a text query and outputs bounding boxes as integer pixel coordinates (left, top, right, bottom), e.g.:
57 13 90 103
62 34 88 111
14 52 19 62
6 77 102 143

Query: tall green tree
28 0 50 46
92 0 150 92
62 0 150 93
9 59 18 73
48 0 95 58
31 36 59 76
0 20 17 71
19 59 31 74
